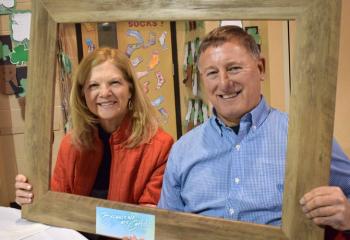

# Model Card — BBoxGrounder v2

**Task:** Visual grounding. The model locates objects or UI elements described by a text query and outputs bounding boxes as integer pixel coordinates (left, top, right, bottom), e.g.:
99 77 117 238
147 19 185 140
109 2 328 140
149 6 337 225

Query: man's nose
219 71 231 88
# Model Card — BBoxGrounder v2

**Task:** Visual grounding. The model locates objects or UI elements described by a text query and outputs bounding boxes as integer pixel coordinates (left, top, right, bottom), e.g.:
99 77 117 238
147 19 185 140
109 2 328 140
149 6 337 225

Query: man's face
198 40 265 126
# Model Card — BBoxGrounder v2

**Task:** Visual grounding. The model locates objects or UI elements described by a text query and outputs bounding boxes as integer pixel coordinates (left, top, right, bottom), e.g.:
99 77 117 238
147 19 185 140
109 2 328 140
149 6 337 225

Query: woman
15 47 174 206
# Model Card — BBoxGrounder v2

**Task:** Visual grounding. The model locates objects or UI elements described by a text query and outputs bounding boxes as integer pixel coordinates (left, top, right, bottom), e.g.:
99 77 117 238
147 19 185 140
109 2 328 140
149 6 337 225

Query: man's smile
218 90 242 99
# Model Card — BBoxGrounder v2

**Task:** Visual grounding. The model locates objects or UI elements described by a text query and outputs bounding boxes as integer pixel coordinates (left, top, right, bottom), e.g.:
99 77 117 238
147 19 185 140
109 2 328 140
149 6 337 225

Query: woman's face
83 60 132 132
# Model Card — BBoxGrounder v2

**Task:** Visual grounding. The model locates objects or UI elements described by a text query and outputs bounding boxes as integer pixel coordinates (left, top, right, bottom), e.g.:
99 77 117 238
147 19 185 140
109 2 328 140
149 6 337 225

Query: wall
334 0 350 156
266 21 288 112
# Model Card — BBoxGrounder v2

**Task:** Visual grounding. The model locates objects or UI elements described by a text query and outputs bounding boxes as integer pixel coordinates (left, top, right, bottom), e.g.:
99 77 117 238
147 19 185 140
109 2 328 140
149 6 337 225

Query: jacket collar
109 114 133 145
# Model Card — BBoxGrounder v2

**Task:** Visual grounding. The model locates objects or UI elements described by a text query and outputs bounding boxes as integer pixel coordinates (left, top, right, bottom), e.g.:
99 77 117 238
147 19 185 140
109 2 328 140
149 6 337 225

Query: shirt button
229 208 235 215
252 125 257 130
235 144 240 151
234 177 240 184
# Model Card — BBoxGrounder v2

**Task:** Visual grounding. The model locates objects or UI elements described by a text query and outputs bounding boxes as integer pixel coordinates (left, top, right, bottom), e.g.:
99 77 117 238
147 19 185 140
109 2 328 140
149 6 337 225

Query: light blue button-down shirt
158 97 350 225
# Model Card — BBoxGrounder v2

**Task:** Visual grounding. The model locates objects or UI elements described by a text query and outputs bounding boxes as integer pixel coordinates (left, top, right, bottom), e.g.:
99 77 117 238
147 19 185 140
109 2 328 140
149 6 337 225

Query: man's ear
258 57 266 81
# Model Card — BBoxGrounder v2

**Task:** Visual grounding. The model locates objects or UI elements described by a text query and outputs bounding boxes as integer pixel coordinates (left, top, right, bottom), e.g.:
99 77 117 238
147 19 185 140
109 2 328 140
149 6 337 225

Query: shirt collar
249 96 271 128
212 96 271 135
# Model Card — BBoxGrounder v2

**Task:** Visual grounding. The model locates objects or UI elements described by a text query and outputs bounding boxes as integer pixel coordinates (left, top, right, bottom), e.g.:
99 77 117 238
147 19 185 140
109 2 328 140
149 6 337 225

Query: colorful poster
117 21 177 139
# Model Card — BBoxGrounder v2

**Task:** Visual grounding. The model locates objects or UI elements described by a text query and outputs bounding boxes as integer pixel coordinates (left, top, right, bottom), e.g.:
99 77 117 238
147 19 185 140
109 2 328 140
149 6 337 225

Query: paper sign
11 12 31 42
96 207 155 240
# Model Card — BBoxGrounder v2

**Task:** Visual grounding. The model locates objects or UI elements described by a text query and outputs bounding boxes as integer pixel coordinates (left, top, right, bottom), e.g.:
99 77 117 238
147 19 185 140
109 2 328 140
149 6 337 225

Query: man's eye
228 66 241 72
206 71 217 77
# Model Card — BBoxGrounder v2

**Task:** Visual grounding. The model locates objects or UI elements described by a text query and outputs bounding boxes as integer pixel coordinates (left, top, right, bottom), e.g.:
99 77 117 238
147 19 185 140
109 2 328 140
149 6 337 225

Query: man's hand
300 186 350 231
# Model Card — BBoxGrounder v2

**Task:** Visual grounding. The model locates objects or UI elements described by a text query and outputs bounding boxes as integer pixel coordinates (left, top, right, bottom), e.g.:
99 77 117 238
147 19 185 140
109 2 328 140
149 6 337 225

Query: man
158 25 350 232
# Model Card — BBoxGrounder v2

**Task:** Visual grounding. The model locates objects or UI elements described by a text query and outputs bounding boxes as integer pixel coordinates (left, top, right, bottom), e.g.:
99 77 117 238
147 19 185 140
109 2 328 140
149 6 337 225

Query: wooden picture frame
20 0 341 239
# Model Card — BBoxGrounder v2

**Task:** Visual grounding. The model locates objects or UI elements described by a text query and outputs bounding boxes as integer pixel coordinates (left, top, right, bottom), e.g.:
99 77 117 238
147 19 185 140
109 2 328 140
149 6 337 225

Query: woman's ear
128 97 134 110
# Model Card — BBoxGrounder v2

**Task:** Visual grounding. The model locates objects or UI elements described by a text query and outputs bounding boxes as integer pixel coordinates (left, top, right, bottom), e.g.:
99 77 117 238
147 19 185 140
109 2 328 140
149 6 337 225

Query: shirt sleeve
330 139 350 198
157 146 185 211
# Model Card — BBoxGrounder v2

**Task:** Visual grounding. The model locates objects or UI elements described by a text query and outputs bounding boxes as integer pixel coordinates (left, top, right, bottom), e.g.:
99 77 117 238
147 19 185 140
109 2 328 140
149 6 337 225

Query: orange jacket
51 118 174 205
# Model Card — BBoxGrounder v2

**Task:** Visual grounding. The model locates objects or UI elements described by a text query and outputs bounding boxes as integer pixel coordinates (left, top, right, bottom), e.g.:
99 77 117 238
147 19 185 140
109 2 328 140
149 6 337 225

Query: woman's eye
111 80 120 85
88 83 99 89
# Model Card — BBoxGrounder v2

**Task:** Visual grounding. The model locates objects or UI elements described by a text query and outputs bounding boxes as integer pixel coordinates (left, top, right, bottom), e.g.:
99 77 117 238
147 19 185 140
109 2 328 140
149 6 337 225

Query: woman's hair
70 47 159 149
198 25 261 59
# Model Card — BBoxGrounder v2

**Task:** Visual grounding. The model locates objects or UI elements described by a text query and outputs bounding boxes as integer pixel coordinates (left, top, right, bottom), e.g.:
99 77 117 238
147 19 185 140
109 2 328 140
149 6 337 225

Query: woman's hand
15 174 33 206
140 204 156 208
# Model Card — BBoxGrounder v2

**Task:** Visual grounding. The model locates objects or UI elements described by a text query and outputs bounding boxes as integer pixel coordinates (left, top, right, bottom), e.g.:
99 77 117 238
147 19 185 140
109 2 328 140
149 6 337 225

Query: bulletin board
117 21 177 139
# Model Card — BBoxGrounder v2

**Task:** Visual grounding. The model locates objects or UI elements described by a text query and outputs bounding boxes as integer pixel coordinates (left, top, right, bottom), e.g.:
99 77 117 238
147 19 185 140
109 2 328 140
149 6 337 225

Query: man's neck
217 114 240 127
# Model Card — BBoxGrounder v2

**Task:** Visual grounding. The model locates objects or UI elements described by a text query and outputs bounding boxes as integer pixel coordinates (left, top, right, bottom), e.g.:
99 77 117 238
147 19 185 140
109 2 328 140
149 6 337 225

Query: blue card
96 206 155 240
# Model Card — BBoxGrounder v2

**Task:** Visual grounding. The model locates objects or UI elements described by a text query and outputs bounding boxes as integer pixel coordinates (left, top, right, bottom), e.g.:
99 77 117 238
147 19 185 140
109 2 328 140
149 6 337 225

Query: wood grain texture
42 0 305 22
21 0 342 239
282 0 342 239
20 0 57 216
27 191 286 240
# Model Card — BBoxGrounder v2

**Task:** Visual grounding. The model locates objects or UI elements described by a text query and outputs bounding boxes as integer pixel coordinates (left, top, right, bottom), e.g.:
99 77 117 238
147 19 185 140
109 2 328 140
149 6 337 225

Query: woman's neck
99 118 122 133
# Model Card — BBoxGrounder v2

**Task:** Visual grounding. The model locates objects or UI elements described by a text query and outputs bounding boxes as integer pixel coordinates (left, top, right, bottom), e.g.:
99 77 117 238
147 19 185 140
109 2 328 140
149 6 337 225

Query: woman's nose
99 85 111 97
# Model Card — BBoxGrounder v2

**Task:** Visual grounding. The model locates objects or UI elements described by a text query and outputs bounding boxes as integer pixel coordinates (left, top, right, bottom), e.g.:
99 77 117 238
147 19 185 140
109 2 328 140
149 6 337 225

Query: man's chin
216 111 241 126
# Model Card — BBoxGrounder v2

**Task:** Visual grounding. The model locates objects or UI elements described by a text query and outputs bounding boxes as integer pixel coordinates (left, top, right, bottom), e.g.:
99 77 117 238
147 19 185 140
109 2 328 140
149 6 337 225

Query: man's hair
70 47 159 149
198 25 260 58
